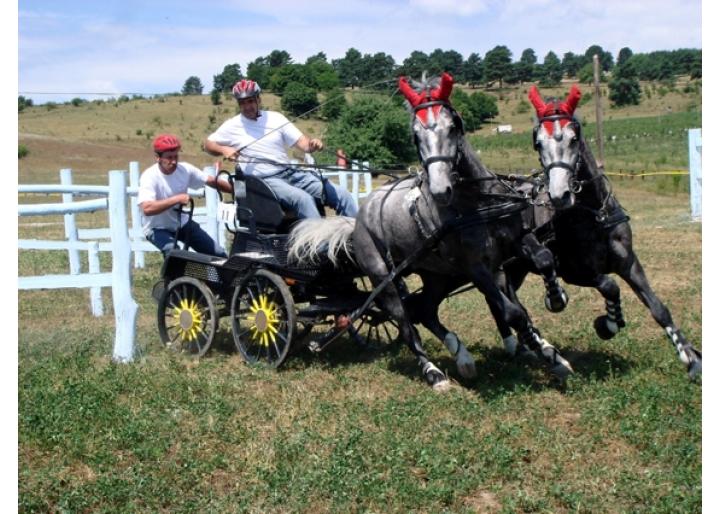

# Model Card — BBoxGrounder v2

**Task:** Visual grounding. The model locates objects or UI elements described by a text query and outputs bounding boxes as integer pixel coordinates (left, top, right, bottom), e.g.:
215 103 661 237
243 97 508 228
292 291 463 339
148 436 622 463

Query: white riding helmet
232 79 261 100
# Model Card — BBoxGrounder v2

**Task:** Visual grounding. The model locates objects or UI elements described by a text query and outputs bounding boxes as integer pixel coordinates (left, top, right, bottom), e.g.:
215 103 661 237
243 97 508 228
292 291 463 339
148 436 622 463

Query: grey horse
289 73 573 389
494 84 701 379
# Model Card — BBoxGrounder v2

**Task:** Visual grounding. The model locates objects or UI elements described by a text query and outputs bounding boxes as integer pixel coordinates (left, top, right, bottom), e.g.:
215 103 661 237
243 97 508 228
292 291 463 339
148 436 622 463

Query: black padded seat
234 175 324 235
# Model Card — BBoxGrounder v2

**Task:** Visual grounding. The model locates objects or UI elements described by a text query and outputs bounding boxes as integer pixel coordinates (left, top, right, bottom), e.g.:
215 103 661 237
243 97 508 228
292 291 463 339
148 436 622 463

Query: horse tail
288 216 356 267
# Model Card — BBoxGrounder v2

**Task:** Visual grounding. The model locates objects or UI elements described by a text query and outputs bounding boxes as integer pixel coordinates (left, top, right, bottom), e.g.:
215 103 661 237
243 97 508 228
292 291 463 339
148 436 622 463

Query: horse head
399 72 464 206
529 84 582 209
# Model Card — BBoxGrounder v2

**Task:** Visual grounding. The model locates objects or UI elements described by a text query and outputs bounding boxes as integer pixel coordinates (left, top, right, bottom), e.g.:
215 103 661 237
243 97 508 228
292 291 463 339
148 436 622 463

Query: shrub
18 145 29 159
70 98 86 107
515 99 531 114
210 89 222 106
325 95 414 167
280 82 319 117
321 88 346 120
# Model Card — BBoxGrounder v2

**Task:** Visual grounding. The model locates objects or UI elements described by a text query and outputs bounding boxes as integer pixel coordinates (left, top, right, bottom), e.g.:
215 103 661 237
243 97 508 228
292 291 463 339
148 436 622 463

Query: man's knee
294 191 321 218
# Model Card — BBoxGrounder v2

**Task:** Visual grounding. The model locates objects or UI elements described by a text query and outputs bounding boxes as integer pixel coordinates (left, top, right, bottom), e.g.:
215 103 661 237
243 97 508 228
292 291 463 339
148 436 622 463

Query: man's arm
206 175 233 194
204 139 239 160
294 135 323 153
140 193 191 216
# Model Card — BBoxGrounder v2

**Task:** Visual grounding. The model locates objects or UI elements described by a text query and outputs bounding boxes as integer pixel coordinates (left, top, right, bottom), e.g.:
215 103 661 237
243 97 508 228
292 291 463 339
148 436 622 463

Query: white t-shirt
207 110 303 177
137 162 208 233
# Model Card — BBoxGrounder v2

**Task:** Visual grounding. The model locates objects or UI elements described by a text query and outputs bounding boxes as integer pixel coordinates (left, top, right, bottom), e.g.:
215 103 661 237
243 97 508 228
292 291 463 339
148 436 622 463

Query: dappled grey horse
289 73 572 389
494 84 701 378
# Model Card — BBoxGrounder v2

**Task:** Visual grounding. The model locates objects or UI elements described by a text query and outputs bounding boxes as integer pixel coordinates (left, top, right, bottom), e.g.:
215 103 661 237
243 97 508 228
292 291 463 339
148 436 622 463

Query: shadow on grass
206 325 634 398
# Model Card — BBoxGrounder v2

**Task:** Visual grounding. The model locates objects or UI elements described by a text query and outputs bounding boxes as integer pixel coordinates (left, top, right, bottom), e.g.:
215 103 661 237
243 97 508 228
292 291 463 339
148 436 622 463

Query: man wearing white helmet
204 80 358 219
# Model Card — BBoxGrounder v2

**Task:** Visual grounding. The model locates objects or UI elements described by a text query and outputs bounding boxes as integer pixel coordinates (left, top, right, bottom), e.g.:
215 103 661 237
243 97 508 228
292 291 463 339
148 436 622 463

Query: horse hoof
422 362 448 388
456 347 477 379
593 316 618 340
551 362 574 379
503 335 518 356
432 379 453 392
688 357 702 380
517 344 539 362
544 290 569 313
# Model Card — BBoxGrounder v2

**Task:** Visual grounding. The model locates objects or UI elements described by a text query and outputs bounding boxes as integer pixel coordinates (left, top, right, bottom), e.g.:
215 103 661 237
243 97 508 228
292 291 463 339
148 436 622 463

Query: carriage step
298 294 369 317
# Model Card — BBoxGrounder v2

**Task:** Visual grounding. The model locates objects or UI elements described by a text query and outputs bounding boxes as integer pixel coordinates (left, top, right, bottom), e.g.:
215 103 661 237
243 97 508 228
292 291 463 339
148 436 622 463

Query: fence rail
18 161 374 362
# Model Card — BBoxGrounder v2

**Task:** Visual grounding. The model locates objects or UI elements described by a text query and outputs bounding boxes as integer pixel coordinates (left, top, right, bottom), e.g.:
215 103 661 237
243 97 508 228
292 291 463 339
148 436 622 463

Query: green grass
18 181 701 513
471 111 701 182
18 84 701 513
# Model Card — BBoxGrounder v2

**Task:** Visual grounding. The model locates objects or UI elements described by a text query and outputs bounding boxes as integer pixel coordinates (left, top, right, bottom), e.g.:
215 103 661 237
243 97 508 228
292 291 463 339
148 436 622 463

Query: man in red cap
138 134 232 257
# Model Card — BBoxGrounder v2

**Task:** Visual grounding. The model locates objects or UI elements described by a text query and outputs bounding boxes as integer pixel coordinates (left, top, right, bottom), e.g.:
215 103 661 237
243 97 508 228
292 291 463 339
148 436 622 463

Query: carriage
152 164 398 367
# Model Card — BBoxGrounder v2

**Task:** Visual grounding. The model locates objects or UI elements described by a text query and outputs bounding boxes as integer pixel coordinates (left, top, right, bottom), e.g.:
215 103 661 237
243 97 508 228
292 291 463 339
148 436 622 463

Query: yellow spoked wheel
231 270 295 368
158 277 218 356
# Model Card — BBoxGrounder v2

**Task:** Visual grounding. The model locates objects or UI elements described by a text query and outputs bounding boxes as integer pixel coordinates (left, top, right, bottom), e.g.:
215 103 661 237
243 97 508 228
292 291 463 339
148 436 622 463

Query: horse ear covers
528 84 582 118
398 72 455 106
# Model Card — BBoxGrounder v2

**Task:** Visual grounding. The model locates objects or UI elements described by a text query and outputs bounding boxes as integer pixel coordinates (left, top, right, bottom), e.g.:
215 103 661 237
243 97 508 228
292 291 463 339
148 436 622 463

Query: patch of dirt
462 489 502 513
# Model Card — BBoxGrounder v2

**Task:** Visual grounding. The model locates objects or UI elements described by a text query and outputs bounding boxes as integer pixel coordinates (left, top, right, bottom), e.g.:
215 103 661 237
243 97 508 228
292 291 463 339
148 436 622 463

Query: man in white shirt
138 134 232 257
204 80 358 219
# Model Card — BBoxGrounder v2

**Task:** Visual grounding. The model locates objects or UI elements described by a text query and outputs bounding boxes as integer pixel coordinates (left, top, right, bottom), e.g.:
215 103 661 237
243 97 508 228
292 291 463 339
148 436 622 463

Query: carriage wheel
158 277 218 356
230 270 296 368
349 307 401 350
348 277 401 349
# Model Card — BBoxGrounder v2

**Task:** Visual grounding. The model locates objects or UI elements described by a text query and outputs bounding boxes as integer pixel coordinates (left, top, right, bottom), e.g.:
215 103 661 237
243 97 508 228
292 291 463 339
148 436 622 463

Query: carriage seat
234 175 324 235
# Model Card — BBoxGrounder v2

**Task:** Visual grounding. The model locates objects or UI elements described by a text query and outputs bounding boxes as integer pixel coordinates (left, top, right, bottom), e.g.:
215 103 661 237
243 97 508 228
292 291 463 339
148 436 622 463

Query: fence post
203 166 221 250
128 161 145 268
88 241 104 316
688 128 702 221
108 170 138 363
341 163 350 192
60 168 81 274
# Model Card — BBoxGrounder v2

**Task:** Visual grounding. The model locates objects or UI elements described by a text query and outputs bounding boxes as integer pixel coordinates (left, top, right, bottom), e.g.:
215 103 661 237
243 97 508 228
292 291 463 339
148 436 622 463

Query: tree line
183 45 700 106
172 45 701 166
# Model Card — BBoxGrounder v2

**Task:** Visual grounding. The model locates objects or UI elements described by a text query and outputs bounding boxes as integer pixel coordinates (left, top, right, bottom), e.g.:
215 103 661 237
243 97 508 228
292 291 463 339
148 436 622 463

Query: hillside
18 79 701 184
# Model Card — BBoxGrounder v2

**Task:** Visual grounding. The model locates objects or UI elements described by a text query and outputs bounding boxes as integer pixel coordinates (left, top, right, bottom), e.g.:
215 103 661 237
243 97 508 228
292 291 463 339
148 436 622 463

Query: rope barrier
605 170 689 177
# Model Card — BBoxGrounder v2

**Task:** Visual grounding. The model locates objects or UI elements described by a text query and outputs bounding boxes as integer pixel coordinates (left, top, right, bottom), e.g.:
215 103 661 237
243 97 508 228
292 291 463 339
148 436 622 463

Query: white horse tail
288 216 356 267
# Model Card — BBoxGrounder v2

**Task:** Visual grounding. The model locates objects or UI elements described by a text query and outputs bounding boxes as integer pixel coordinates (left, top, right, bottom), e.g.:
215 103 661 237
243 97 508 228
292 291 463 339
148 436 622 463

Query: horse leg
474 265 573 377
491 269 532 358
409 274 477 379
590 274 627 340
520 233 568 312
617 254 701 379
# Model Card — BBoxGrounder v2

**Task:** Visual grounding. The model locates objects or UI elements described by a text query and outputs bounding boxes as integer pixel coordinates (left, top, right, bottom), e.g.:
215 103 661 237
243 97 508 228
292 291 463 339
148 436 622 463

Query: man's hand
176 193 191 206
308 138 323 152
223 148 239 160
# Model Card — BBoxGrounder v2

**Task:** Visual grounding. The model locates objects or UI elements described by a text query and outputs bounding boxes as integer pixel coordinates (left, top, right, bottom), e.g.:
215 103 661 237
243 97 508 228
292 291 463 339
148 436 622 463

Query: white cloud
408 0 490 15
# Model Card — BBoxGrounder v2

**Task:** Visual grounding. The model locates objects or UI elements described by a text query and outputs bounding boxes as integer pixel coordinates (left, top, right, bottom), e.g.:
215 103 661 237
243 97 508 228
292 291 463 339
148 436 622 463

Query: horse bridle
412 100 465 178
534 114 584 193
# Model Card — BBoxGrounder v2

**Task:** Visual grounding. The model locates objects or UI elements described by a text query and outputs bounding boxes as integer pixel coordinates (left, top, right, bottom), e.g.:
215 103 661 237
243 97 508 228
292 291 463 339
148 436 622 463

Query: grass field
18 82 702 513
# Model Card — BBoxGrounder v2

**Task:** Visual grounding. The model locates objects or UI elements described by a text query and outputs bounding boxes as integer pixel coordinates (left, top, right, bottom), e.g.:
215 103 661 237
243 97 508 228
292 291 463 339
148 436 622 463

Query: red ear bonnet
529 85 582 134
398 72 455 126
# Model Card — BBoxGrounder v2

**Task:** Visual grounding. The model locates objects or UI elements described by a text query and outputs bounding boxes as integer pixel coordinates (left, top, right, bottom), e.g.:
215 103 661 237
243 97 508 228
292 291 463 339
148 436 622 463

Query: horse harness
411 100 465 179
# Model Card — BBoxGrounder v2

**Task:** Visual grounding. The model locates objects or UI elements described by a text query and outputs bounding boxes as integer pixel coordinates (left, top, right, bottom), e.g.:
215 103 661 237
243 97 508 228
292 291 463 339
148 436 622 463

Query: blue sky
18 0 702 104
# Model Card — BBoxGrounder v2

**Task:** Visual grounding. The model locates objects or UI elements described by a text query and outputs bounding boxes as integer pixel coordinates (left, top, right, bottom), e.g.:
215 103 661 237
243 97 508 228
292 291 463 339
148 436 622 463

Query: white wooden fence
688 128 701 221
18 162 373 363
